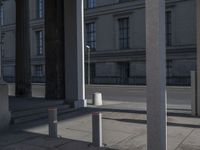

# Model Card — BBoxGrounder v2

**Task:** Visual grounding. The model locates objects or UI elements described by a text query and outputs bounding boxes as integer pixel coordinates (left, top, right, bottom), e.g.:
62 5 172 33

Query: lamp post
0 5 4 81
86 45 90 85
0 32 5 80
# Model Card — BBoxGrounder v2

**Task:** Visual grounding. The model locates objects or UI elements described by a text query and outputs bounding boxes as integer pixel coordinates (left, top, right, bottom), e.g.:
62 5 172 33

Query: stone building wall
0 0 196 85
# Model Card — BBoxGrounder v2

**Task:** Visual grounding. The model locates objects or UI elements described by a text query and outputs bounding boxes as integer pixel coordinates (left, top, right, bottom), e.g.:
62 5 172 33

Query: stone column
0 29 3 80
15 0 32 97
0 83 11 131
146 0 167 150
0 7 10 130
45 0 65 99
196 0 200 116
64 0 87 108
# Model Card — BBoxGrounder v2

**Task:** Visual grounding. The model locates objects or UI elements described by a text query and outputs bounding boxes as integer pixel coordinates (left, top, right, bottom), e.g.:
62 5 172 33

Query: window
86 22 96 50
36 0 44 18
167 60 172 77
166 11 172 46
1 32 5 57
118 18 129 49
87 0 96 9
36 31 44 56
0 7 4 25
34 65 44 77
118 62 130 84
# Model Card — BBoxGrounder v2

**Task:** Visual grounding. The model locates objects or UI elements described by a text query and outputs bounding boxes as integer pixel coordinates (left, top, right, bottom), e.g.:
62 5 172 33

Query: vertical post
86 45 91 85
0 3 3 80
191 71 197 116
48 108 58 138
146 0 167 150
15 0 32 97
92 112 103 147
45 0 65 100
0 3 10 131
0 32 4 80
64 0 87 108
196 0 200 116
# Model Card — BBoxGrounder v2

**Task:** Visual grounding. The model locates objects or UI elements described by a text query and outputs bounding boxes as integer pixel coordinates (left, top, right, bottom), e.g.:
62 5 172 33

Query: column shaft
196 0 200 116
15 0 31 97
45 0 65 99
146 0 167 149
64 0 86 108
0 29 3 80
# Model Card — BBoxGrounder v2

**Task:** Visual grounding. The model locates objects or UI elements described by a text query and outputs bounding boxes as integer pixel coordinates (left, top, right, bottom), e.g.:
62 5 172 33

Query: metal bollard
48 108 58 138
92 112 103 147
191 71 197 116
92 93 103 106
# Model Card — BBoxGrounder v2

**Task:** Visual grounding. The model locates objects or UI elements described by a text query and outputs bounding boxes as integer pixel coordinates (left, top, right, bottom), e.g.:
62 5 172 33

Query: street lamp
0 32 4 81
0 6 4 81
86 45 90 85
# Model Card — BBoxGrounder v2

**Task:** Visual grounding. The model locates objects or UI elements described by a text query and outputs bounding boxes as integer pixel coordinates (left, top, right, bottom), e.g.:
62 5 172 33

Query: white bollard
92 112 103 147
48 108 58 138
92 93 103 106
191 71 197 116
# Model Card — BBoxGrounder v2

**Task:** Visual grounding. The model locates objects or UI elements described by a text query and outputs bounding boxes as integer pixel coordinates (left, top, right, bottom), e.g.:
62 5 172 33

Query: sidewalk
0 131 107 150
0 103 199 150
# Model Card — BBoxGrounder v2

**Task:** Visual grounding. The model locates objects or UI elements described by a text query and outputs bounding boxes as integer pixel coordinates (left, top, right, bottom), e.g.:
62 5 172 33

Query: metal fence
3 75 190 86
3 76 45 83
90 76 190 86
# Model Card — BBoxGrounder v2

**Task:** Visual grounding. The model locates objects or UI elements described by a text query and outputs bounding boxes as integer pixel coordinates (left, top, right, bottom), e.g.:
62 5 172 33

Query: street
8 84 192 110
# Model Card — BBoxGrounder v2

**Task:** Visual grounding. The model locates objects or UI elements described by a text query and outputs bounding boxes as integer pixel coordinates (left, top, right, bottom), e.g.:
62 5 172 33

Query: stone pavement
0 104 199 150
0 131 107 150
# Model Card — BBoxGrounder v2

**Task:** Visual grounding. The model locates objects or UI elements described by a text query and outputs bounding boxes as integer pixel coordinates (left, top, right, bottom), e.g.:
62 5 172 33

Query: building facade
0 0 196 86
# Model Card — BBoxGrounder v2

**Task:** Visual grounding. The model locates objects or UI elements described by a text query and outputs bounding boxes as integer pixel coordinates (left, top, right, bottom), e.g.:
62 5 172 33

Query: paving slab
167 116 200 128
4 102 200 150
176 144 200 150
0 132 38 147
102 130 132 147
57 141 107 150
177 128 200 149
1 144 51 150
59 115 92 133
59 127 91 142
167 127 193 150
102 119 146 135
111 133 147 150
20 136 71 148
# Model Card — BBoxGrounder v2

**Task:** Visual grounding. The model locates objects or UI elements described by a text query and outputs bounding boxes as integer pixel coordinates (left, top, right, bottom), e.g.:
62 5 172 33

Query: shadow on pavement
0 131 114 150
10 106 200 134
103 117 200 129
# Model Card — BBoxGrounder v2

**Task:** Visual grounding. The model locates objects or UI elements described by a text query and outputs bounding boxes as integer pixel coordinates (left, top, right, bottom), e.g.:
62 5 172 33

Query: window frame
87 0 96 9
34 65 44 77
118 17 130 50
35 30 44 56
166 10 172 47
36 0 44 19
0 7 4 26
86 22 96 50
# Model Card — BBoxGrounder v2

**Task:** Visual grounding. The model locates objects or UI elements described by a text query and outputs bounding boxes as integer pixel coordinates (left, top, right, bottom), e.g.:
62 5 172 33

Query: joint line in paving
174 128 195 150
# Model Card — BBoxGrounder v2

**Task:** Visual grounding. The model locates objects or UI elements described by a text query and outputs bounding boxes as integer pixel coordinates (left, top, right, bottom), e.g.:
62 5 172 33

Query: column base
0 81 11 131
74 99 87 109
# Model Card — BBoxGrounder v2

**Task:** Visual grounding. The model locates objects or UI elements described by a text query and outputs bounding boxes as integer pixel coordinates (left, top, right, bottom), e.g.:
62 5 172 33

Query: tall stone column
0 29 3 80
45 0 65 99
0 7 10 130
146 0 167 150
15 0 32 97
196 0 200 116
64 0 87 108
